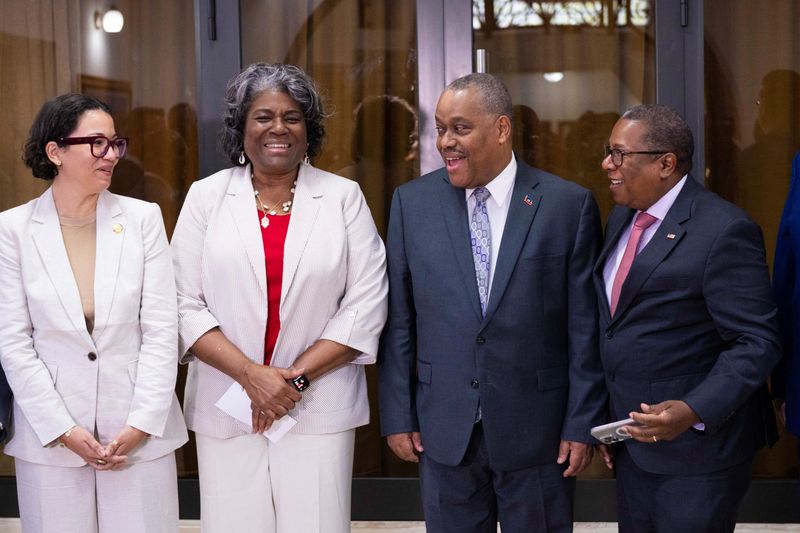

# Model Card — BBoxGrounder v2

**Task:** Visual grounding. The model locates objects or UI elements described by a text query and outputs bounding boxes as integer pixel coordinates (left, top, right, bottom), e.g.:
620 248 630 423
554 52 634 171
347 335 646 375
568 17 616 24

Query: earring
303 153 310 166
239 151 246 165
54 160 62 167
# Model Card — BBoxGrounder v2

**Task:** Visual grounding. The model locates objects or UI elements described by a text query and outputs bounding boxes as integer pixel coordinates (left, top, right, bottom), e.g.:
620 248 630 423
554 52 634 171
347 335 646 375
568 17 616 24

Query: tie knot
634 211 657 230
473 187 491 203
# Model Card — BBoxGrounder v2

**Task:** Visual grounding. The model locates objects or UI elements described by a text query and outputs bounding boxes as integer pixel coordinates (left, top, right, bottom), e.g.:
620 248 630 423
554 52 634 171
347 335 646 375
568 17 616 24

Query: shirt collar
465 153 517 207
642 174 688 221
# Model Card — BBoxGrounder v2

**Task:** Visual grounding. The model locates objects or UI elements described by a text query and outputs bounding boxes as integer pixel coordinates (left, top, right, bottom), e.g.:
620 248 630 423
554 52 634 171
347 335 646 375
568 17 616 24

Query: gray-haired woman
171 63 387 532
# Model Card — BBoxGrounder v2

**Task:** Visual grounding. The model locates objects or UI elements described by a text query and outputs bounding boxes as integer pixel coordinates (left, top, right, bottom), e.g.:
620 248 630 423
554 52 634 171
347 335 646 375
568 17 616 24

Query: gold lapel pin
112 223 124 234
666 233 676 240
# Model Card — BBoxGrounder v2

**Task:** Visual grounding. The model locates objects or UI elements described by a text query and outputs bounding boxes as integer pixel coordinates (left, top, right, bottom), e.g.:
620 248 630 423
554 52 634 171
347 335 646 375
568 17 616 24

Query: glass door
470 0 657 220
704 0 800 480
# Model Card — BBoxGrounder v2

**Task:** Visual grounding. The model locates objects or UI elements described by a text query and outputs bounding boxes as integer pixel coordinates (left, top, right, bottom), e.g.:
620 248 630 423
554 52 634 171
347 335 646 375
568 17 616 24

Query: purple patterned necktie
470 187 492 316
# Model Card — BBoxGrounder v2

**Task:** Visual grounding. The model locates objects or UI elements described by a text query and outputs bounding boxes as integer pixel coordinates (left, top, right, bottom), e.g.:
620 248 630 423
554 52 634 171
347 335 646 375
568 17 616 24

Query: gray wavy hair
219 63 329 166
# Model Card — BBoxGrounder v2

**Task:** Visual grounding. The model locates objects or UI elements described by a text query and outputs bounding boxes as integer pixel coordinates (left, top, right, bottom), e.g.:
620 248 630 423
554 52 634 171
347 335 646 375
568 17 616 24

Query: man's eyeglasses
603 145 667 167
59 136 129 158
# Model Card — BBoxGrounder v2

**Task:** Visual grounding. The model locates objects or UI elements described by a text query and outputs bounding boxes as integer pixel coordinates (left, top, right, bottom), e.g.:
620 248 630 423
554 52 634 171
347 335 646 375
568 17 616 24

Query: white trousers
15 452 179 533
195 429 355 533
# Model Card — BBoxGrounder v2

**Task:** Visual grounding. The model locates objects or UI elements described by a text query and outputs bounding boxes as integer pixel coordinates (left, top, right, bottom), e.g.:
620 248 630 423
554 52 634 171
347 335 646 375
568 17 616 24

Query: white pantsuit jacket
172 164 388 438
0 189 188 466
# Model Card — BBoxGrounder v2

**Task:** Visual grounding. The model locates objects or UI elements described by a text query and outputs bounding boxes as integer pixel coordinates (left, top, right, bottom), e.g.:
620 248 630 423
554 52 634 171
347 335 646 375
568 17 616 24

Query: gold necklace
253 176 296 228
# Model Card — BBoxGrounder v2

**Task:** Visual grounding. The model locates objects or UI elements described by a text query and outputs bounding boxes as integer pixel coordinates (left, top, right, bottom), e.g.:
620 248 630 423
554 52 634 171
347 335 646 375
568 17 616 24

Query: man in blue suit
0 366 11 443
595 104 780 532
378 73 607 532
772 152 800 439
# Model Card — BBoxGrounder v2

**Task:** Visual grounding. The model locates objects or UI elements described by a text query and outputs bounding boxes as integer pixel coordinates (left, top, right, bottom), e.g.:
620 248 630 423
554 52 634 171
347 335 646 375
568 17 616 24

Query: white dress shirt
603 175 688 301
464 154 517 301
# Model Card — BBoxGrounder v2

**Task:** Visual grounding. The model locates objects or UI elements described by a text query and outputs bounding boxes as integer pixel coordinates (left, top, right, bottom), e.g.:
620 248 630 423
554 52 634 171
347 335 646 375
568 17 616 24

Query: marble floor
0 519 797 532
348 523 799 533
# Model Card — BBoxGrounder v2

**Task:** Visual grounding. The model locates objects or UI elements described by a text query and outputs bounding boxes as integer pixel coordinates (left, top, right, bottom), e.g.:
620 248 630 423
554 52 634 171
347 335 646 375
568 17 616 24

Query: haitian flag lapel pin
523 194 534 206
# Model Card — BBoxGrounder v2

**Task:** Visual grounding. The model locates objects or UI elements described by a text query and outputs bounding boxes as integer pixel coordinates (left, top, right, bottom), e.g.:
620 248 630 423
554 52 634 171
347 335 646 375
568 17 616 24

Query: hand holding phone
590 418 643 444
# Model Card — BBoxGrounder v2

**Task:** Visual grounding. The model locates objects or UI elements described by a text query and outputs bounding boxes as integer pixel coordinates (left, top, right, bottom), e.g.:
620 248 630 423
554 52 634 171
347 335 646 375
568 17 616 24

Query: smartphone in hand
590 418 643 444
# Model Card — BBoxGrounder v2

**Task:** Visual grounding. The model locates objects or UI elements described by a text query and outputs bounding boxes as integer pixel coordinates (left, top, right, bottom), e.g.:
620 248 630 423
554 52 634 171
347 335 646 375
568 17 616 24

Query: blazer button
87 352 97 361
605 329 614 339
470 379 479 389
476 336 486 345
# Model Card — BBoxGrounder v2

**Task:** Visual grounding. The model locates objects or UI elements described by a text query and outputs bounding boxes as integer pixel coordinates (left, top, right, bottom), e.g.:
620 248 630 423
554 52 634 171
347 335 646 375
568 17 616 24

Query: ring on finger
259 410 266 416
110 440 119 446
96 458 107 465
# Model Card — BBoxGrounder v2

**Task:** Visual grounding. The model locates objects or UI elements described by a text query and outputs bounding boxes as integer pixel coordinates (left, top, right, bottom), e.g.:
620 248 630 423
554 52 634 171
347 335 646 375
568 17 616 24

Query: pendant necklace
253 175 297 228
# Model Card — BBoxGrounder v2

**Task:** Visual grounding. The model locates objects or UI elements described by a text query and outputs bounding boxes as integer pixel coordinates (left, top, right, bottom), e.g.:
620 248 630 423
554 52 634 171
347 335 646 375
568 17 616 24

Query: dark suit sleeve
378 188 419 436
771 152 800 400
0 365 10 443
560 190 608 442
683 217 782 432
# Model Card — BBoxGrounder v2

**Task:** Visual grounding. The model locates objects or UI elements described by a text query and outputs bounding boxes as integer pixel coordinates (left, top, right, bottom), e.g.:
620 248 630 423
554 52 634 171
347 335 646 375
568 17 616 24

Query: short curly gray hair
446 73 513 123
219 63 329 166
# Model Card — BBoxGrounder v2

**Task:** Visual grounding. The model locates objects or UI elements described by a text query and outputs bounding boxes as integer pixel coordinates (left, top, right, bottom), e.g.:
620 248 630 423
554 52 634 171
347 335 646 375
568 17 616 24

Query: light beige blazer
0 189 188 466
172 164 388 437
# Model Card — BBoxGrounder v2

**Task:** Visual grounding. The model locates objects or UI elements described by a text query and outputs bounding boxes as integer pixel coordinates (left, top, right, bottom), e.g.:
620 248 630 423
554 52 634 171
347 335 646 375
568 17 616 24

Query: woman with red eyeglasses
0 93 187 533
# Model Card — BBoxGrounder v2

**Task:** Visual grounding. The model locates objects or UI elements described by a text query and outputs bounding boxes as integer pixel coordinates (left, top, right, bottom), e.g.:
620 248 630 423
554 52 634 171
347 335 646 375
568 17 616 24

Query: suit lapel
92 191 125 340
597 208 634 273
30 188 95 348
281 164 321 305
483 167 541 322
594 207 635 320
611 178 697 321
226 165 268 296
439 173 483 321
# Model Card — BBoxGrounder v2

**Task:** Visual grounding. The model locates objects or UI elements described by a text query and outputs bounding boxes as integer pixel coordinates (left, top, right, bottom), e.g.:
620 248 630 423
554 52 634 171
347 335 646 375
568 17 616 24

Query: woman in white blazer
0 94 188 533
171 63 388 533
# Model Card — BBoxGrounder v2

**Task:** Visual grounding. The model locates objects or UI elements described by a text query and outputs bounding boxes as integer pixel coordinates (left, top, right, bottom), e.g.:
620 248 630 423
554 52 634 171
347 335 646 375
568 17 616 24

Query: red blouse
258 209 291 365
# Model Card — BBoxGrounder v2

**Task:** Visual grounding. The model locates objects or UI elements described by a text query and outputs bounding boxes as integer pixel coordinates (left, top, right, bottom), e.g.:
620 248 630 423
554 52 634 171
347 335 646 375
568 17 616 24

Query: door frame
415 0 473 174
195 0 242 179
656 0 705 182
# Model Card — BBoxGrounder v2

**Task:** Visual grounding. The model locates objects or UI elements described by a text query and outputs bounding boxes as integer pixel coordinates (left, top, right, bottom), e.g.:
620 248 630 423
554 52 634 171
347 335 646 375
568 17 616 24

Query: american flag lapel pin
666 233 676 239
523 194 533 206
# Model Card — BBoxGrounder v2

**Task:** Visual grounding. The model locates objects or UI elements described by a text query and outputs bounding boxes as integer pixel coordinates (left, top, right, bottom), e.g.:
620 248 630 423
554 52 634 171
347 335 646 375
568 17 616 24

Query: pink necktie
609 212 657 316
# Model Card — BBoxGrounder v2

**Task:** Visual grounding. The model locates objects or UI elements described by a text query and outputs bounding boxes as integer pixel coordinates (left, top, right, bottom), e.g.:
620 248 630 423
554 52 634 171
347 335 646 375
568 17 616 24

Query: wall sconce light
94 8 124 33
543 72 565 83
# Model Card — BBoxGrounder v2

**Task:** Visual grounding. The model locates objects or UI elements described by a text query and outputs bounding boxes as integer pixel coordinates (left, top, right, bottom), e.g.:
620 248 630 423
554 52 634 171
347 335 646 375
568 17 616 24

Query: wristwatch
291 374 310 391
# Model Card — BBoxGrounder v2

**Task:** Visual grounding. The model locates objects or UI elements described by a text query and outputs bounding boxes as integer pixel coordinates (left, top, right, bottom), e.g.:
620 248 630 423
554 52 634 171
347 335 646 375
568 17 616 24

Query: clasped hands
596 400 700 469
59 424 148 471
240 362 305 433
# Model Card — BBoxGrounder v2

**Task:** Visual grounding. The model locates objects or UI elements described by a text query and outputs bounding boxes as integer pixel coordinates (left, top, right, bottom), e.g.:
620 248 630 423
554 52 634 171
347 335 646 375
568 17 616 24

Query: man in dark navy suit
379 73 607 532
595 104 780 533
